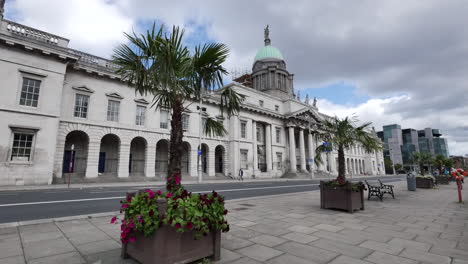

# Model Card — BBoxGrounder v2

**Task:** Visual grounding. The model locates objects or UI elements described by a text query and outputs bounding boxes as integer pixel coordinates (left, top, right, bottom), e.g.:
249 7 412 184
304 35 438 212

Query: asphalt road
0 176 404 224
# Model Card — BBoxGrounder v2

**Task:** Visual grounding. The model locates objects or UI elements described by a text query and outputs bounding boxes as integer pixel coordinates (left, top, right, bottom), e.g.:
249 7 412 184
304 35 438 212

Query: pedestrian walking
238 168 244 181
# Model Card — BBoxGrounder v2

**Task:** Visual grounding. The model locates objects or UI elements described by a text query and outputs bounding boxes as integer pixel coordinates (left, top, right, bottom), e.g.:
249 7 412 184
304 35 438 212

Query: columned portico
265 124 272 171
299 128 306 172
307 131 314 173
118 143 130 178
288 126 297 173
252 120 258 176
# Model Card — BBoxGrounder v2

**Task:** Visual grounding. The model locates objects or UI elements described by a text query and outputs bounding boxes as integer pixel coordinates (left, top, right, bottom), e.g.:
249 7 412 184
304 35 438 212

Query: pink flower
149 210 154 217
186 222 193 229
157 190 162 195
175 223 182 229
121 204 129 209
129 237 136 243
110 216 117 224
166 193 173 198
174 175 181 184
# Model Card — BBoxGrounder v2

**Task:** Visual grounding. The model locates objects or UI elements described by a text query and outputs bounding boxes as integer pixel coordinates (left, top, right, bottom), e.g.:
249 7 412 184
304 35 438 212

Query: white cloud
8 0 133 57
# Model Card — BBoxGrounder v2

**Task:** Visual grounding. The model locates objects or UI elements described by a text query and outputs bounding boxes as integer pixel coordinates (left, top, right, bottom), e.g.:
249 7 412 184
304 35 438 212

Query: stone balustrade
2 19 69 47
69 49 121 73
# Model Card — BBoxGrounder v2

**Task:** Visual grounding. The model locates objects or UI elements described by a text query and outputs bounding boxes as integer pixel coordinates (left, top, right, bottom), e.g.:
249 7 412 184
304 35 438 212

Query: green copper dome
254 45 284 61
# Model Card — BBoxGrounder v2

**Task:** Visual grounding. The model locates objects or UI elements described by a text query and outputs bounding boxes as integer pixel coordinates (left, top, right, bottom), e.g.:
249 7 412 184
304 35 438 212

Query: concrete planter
121 195 221 264
416 177 434 189
320 181 364 213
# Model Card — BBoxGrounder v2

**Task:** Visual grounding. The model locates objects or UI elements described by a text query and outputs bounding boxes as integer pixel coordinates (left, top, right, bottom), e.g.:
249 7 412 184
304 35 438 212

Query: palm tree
314 116 382 182
112 24 244 181
433 154 447 175
410 152 433 176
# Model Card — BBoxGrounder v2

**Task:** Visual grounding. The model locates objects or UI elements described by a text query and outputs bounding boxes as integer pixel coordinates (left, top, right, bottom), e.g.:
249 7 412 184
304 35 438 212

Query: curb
0 191 317 229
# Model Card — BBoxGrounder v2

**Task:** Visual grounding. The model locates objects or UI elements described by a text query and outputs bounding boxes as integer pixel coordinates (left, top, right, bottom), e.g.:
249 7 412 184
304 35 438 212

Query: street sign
198 149 202 156
308 158 313 164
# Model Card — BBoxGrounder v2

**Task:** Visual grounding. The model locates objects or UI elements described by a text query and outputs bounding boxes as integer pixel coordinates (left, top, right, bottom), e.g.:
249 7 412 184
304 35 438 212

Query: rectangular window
240 149 248 169
276 127 281 143
240 121 247 139
160 110 169 129
19 77 41 107
182 114 189 130
259 100 264 107
136 105 146 126
275 105 279 112
74 94 89 118
276 153 283 169
107 100 120 122
10 132 35 161
256 126 261 142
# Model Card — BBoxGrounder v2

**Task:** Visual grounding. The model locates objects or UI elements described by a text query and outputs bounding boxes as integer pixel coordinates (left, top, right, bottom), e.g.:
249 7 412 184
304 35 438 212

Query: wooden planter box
122 195 221 264
435 176 451 185
320 181 364 213
416 177 434 189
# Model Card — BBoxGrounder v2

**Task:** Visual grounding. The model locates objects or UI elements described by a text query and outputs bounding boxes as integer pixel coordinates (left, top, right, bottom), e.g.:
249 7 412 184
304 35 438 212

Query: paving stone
311 238 373 259
358 240 403 255
339 229 392 243
65 229 111 245
23 238 75 261
229 227 263 239
19 223 58 234
337 222 367 230
430 245 468 260
0 236 22 259
275 241 339 264
248 234 287 247
280 232 318 244
222 234 254 251
313 230 366 245
226 257 263 264
266 253 319 264
328 255 372 264
453 259 468 264
21 231 64 244
362 221 405 232
287 213 307 219
84 249 138 264
234 220 258 228
415 235 457 249
236 244 283 262
247 224 291 236
217 248 243 264
239 215 263 222
399 248 451 264
0 227 18 236
313 224 344 232
28 252 85 264
365 227 416 240
56 220 96 234
364 251 418 264
0 256 25 264
388 237 431 251
75 239 120 255
287 225 318 234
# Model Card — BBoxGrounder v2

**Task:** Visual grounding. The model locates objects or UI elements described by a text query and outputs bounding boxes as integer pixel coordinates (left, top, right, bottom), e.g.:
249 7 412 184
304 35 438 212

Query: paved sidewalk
1 181 467 264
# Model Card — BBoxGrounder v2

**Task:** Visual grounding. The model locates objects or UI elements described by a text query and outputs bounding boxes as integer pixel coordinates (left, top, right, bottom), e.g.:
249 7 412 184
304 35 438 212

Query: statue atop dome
264 25 271 46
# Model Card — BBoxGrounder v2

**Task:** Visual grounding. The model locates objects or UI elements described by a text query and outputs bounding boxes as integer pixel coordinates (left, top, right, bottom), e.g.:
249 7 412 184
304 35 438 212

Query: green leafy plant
111 174 229 244
323 179 366 192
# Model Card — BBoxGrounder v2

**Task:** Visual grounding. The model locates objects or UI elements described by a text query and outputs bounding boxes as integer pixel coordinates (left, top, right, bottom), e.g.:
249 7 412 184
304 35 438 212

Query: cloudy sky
5 0 468 155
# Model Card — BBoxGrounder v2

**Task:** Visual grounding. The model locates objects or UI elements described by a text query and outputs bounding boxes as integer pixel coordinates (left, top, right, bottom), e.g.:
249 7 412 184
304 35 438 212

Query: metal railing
2 19 69 47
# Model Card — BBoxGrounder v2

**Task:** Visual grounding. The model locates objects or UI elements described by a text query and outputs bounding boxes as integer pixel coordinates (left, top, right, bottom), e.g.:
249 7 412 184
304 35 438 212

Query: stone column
265 124 273 172
118 143 130 178
85 140 100 178
307 131 314 171
229 115 240 177
299 128 306 172
144 144 156 177
189 148 198 177
252 120 258 176
288 126 297 173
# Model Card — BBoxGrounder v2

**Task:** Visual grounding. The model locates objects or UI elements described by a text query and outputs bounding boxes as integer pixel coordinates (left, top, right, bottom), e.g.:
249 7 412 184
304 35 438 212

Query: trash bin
407 172 416 191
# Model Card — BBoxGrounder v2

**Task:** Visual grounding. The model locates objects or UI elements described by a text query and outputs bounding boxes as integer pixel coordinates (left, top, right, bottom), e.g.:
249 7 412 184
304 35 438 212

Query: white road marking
0 184 319 207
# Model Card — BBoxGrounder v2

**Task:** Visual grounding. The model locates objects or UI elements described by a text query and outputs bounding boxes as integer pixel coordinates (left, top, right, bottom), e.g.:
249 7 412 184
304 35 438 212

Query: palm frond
219 85 245 117
203 117 227 137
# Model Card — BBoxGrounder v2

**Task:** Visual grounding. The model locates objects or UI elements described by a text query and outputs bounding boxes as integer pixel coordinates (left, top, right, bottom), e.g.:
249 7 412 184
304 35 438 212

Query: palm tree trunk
338 146 346 181
168 98 184 185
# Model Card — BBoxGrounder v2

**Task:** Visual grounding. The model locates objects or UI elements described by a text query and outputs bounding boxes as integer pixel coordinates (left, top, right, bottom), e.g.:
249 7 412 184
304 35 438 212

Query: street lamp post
198 96 203 184
67 144 74 188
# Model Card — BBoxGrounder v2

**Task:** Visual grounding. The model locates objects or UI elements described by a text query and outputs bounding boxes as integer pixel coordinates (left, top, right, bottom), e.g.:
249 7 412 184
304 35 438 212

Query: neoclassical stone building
0 10 384 186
